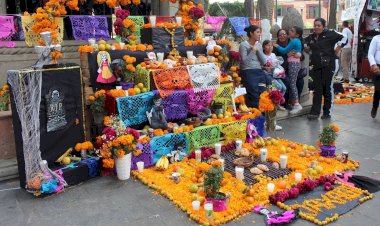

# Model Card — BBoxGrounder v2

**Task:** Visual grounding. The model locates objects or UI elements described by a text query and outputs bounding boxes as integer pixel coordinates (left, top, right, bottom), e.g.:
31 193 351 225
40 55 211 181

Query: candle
186 51 194 59
235 140 242 151
235 166 244 180
218 159 225 171
280 155 288 169
176 16 182 26
149 15 157 27
214 143 222 155
137 161 144 172
295 173 302 182
156 52 164 62
195 150 202 162
260 148 268 162
192 200 200 211
204 202 213 220
267 183 275 193
119 42 125 49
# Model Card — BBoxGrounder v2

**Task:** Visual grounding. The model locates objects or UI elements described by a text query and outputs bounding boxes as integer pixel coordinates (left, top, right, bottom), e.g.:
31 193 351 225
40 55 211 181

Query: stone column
0 0 7 14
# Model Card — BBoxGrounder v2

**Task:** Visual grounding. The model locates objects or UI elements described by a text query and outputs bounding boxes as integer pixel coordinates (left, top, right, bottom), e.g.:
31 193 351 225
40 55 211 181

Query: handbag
297 67 308 79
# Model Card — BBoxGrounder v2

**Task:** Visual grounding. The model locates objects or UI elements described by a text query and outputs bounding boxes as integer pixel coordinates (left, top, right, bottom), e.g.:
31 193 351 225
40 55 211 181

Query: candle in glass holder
192 200 200 211
235 167 244 180
149 15 157 27
260 148 268 162
204 202 213 220
195 150 202 162
215 143 222 155
137 161 144 172
176 16 182 26
267 183 275 193
218 159 225 171
295 173 302 182
280 155 288 169
235 139 242 151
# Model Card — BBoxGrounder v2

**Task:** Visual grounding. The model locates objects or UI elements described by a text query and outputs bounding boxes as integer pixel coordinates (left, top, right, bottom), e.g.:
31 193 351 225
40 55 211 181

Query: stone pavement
1 102 380 226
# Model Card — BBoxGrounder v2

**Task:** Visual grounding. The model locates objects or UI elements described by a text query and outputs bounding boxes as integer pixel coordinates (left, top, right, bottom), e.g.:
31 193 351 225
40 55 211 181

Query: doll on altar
97 51 116 84
246 123 259 143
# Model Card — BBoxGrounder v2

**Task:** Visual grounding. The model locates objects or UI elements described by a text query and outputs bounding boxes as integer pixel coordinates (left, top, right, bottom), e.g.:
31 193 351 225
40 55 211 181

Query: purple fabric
70 16 110 41
320 145 336 158
186 89 215 114
0 16 16 47
157 90 188 120
131 142 154 170
205 16 227 31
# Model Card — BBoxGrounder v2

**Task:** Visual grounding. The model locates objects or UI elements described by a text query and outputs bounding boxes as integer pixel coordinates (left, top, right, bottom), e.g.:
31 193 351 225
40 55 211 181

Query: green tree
208 2 245 17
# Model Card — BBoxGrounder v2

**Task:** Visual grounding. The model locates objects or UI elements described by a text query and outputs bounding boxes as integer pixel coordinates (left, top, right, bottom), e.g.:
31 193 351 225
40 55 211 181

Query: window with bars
276 5 294 17
307 5 319 19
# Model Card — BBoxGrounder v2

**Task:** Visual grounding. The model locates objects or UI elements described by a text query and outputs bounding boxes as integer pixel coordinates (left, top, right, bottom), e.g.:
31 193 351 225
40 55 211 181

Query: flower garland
132 159 265 225
78 45 95 53
276 182 373 225
243 138 360 177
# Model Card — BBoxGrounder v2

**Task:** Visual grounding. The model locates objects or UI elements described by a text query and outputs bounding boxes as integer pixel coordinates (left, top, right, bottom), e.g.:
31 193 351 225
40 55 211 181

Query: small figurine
97 51 116 84
168 142 187 163
246 123 258 143
146 94 168 129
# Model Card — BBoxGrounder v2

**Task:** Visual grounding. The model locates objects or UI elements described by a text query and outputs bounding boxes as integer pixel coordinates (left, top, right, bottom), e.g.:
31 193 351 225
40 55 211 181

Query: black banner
9 64 86 188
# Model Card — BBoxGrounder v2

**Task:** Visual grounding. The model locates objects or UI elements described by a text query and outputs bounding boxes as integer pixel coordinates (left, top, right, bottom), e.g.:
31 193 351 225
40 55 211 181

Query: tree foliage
208 2 245 17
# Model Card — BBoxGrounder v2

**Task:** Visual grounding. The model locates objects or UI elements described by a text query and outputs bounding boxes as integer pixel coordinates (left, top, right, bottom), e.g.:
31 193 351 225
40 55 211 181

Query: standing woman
273 26 304 114
273 29 304 107
367 35 380 118
304 18 346 120
239 25 267 108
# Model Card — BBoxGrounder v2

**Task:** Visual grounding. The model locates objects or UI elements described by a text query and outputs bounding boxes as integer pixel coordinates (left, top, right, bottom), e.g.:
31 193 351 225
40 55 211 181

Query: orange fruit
278 180 287 190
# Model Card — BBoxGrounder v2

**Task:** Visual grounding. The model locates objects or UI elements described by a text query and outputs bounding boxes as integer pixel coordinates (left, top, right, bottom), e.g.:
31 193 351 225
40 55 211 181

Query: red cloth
105 91 117 115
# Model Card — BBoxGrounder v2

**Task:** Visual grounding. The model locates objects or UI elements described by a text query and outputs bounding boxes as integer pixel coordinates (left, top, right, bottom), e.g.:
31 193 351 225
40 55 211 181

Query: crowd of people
239 17 379 121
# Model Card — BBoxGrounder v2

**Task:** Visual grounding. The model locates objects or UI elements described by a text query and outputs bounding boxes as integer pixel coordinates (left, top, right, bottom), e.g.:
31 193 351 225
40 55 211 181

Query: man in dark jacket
304 18 346 120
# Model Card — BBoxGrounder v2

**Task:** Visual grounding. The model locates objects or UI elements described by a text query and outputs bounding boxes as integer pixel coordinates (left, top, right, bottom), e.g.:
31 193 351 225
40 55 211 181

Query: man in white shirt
367 35 380 118
340 21 353 83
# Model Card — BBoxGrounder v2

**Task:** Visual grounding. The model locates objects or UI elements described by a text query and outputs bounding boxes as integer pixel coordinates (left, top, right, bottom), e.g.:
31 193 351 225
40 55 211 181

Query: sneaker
307 114 319 120
289 104 303 114
321 114 331 119
275 124 282 131
277 105 287 111
371 107 378 118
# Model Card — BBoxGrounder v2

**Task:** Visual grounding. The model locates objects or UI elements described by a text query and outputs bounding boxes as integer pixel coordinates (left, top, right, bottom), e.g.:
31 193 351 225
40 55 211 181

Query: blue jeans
241 69 267 108
274 79 286 95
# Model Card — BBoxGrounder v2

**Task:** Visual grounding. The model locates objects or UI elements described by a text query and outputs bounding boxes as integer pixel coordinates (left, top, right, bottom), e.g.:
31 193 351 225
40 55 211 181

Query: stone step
0 158 19 182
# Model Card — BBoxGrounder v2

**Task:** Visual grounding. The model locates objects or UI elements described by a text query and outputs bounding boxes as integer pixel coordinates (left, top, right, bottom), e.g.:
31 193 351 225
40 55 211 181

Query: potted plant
108 129 141 180
88 90 106 125
318 124 340 158
203 161 228 212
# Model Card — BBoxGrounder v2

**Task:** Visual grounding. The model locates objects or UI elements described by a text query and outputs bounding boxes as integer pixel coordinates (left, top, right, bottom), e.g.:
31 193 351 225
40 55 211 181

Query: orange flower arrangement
102 158 115 168
259 91 275 112
109 89 126 98
74 141 93 151
27 1 79 63
78 45 94 53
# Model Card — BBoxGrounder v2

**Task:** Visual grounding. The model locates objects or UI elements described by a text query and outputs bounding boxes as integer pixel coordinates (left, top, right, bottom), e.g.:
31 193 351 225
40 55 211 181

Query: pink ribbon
334 171 355 187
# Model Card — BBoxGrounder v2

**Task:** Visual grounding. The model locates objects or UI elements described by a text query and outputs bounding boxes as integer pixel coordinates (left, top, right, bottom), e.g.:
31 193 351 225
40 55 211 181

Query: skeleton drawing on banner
168 141 187 163
246 122 258 143
97 51 116 84
46 87 67 132
146 94 168 129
